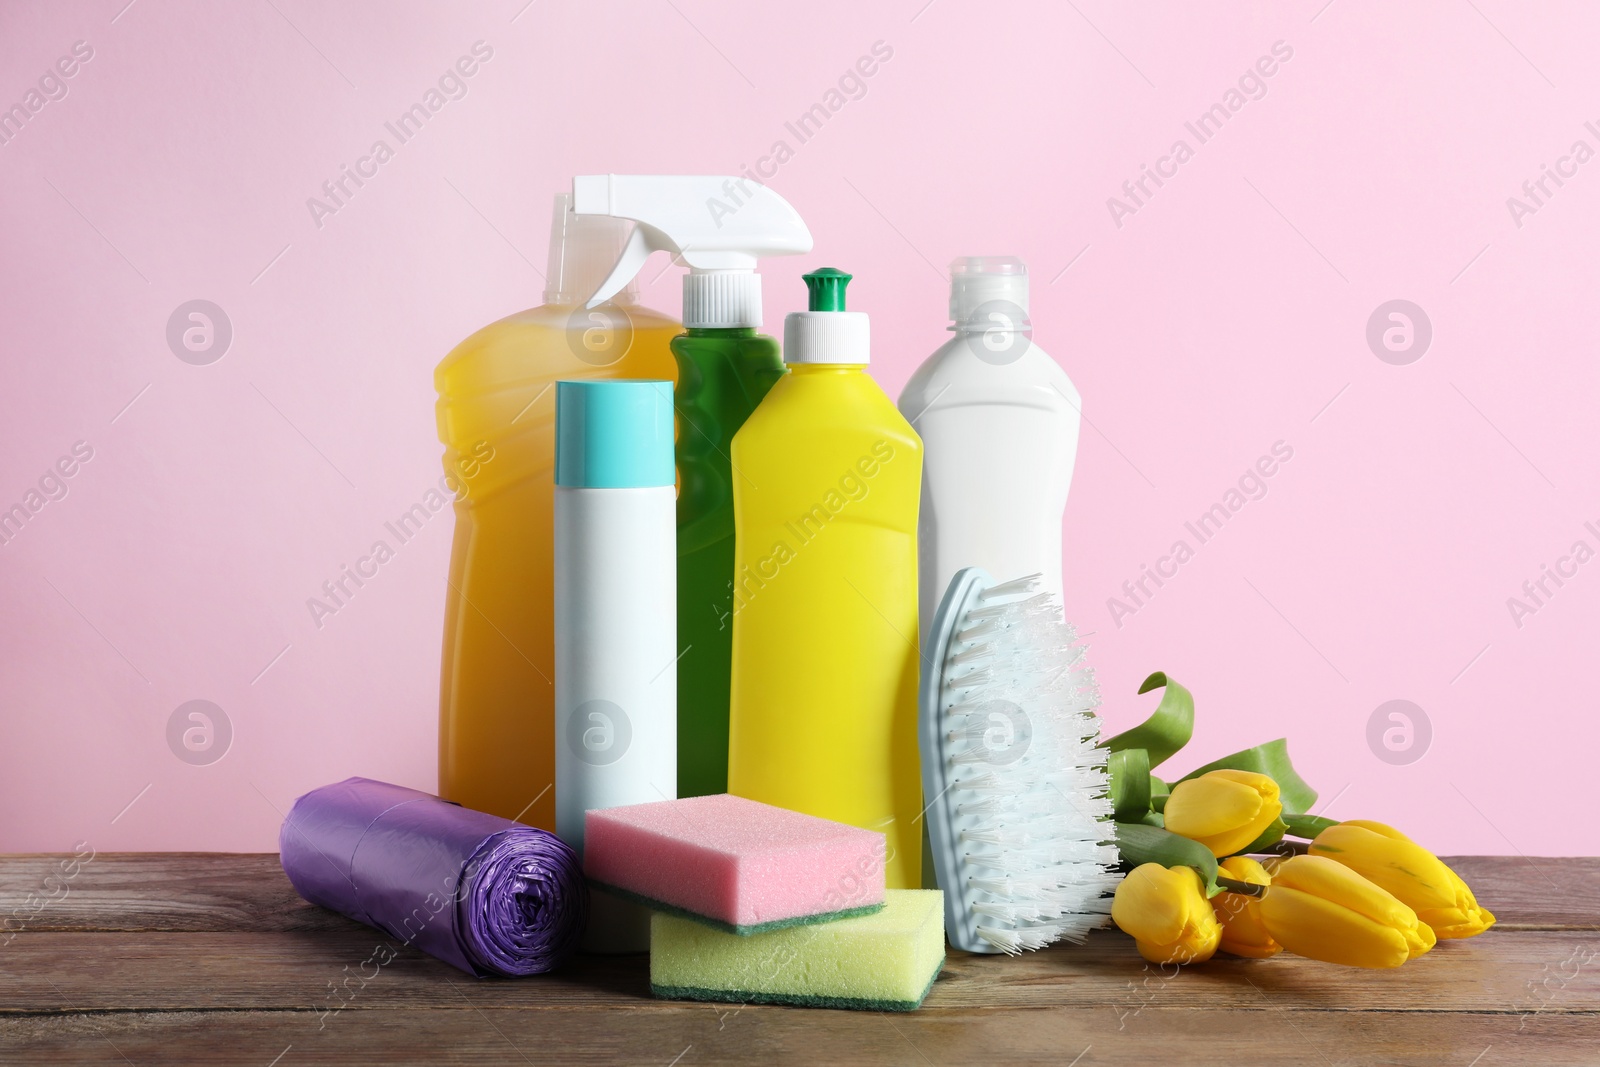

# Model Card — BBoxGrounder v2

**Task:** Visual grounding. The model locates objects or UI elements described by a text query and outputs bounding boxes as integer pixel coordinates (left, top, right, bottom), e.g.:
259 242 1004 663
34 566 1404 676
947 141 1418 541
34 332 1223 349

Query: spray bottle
553 378 677 952
573 174 812 799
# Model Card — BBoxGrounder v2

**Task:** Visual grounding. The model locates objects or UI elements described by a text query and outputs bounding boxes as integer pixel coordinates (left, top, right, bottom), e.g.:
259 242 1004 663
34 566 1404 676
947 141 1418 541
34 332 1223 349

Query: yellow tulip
1212 856 1281 958
1163 769 1284 858
1309 820 1495 939
1259 855 1436 968
1112 863 1222 965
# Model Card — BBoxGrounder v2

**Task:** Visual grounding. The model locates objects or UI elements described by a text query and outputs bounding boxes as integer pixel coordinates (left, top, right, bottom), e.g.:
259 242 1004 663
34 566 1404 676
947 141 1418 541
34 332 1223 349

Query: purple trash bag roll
279 777 587 977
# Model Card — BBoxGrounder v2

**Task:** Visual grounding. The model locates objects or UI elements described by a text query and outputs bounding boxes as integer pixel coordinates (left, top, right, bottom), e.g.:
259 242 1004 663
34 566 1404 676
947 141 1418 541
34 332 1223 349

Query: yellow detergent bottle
727 268 924 888
435 195 679 827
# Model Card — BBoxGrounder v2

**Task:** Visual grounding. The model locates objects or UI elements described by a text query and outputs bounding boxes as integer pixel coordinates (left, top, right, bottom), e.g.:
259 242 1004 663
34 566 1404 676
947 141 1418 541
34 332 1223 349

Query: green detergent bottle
674 327 785 794
570 174 812 796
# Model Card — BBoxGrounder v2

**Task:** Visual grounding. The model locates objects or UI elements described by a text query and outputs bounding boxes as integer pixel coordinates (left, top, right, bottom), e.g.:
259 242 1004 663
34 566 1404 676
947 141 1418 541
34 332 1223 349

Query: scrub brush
919 567 1119 954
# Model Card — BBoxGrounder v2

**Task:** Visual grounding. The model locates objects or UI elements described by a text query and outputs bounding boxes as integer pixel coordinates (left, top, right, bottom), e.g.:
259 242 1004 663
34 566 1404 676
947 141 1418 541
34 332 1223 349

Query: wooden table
0 854 1594 1065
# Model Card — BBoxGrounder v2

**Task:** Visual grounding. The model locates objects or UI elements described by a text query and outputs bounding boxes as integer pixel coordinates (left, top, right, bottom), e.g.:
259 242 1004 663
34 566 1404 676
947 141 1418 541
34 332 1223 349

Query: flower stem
1282 813 1339 839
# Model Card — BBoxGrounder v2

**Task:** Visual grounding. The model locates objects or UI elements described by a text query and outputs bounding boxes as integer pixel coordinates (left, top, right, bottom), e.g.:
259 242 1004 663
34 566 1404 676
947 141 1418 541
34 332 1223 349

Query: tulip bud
1163 769 1284 858
1259 855 1436 968
1309 820 1495 939
1212 856 1281 958
1111 863 1222 965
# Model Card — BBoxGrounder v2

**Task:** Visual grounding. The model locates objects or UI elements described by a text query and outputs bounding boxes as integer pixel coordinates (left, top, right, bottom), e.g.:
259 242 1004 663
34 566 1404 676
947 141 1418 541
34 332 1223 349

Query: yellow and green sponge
649 889 944 1012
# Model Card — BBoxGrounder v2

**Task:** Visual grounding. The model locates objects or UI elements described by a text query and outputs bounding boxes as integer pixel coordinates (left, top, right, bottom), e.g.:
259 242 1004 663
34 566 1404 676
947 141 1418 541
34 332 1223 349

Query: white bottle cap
683 271 761 330
784 311 870 364
783 267 869 364
949 256 1029 332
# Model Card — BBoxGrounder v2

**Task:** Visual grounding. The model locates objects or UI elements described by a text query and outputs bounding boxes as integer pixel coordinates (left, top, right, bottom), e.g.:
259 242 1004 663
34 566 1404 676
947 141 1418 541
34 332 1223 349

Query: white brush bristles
932 575 1119 955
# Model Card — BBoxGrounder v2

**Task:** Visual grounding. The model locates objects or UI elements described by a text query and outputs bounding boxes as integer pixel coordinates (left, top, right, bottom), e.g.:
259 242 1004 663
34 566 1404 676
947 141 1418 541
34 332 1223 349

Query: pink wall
2 0 1593 856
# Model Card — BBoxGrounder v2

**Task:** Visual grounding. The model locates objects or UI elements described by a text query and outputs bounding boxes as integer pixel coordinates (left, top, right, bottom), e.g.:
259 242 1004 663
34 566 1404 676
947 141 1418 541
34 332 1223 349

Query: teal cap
555 379 675 488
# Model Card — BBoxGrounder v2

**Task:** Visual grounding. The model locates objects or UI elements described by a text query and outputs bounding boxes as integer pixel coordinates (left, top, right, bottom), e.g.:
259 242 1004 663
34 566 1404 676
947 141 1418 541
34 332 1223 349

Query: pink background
2 0 1592 856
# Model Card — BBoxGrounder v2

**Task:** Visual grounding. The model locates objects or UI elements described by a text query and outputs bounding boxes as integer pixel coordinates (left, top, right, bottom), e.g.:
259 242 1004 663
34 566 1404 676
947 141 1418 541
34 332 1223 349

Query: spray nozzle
571 175 813 329
803 267 851 312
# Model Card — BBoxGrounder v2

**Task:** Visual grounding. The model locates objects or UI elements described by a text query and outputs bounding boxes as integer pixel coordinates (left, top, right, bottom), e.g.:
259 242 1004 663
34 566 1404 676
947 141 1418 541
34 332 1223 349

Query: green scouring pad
649 889 945 1011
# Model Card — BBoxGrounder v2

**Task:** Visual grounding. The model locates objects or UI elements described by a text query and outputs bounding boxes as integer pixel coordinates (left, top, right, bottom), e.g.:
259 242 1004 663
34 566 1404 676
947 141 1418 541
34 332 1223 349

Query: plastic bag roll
279 777 586 976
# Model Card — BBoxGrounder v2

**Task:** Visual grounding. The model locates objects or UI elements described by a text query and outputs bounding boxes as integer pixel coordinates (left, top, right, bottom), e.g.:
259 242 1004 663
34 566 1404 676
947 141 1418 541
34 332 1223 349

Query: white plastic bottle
553 378 676 952
897 257 1082 640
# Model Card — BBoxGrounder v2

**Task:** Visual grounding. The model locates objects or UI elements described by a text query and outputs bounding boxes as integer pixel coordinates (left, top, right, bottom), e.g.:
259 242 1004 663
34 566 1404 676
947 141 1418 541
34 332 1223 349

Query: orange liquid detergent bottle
434 196 678 827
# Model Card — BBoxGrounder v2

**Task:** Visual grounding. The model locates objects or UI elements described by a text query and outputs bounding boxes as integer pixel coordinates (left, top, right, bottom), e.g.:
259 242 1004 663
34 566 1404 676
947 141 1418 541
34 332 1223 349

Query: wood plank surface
0 854 1594 1066
2 928 1597 1014
4 853 1594 932
4 1008 1597 1067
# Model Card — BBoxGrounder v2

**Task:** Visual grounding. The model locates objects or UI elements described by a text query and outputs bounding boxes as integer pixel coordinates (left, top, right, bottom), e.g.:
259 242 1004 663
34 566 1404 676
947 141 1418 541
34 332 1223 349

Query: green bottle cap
803 267 852 312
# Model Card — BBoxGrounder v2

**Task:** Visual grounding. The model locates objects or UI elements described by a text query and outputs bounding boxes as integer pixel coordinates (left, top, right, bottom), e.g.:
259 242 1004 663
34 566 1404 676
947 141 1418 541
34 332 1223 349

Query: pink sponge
583 794 886 934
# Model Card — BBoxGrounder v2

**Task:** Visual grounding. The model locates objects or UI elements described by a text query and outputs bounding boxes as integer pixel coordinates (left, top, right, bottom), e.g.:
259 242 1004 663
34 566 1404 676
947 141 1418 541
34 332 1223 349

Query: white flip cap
949 256 1030 331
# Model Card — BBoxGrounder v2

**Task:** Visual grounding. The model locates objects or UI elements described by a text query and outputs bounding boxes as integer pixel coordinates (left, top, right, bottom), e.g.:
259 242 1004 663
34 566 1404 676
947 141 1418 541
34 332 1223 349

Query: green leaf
1114 822 1222 897
1108 748 1152 822
1229 816 1288 856
1176 738 1319 814
1284 813 1339 839
1101 672 1194 770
